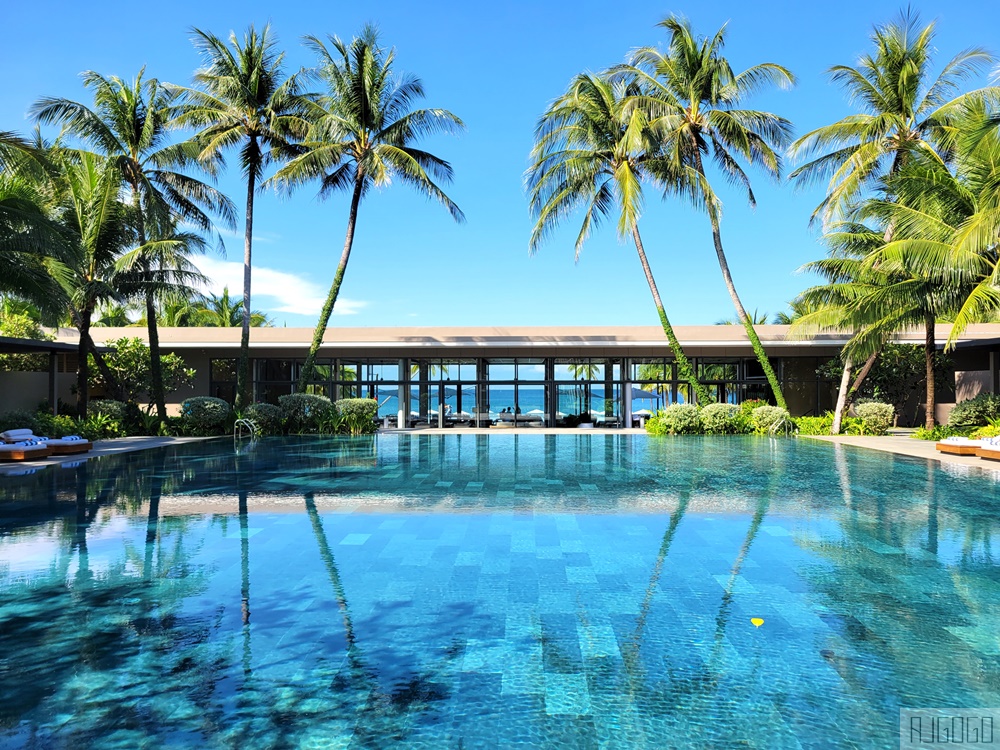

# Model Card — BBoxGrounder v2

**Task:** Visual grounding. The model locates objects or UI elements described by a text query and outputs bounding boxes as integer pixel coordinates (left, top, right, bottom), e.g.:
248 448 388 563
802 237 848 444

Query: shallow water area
1 434 998 749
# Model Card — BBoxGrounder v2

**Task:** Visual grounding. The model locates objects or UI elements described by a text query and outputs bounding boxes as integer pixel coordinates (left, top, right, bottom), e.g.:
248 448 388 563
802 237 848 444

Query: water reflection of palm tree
302 492 458 739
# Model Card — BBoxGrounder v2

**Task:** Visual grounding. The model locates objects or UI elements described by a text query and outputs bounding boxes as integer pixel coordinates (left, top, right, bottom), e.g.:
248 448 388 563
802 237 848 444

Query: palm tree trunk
236 149 257 411
145 289 167 421
630 224 711 405
297 174 364 391
690 152 786 409
831 356 853 434
132 191 167 423
77 308 92 418
925 314 936 429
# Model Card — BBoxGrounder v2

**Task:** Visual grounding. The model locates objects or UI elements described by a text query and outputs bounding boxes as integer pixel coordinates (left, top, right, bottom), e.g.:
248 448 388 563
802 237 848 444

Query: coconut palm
788 10 994 224
268 26 464 390
49 150 133 416
626 15 795 409
196 286 272 327
527 72 711 405
32 69 236 422
170 24 305 409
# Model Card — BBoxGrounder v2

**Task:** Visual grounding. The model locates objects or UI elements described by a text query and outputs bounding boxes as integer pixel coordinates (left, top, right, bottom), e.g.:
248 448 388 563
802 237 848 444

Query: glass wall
230 354 835 424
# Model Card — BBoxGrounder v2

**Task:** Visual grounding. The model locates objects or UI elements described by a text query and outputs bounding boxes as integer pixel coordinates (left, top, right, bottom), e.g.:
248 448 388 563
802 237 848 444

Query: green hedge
948 393 1000 428
854 401 894 435
751 405 792 434
245 403 283 435
181 396 231 434
334 398 379 435
279 393 334 432
700 403 741 434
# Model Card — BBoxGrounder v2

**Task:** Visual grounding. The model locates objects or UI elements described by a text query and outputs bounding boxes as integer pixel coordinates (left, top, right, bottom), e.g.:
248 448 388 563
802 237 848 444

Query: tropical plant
948 393 1000 428
170 23 306 409
788 10 996 429
180 395 231 433
195 286 272 327
266 27 464 389
626 15 795 408
700 402 741 434
244 402 283 434
750 405 791 434
32 69 235 423
0 310 53 371
526 71 710 404
88 337 195 405
854 401 894 435
334 397 378 434
48 150 133 416
659 403 703 434
279 392 334 432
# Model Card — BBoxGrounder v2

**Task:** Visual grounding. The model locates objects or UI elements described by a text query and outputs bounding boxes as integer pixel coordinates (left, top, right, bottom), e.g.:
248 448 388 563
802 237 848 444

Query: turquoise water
0 434 999 748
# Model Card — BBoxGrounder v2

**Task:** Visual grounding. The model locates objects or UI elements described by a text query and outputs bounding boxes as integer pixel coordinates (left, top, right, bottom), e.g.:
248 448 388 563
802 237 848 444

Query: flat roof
0 336 80 354
54 324 1000 351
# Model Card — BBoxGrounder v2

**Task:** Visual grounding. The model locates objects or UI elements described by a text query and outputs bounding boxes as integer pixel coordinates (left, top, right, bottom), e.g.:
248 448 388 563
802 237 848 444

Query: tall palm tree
268 26 464 390
196 286 272 327
170 24 305 409
32 69 236 422
789 12 996 428
49 150 132 416
626 15 795 409
526 72 711 405
788 10 994 224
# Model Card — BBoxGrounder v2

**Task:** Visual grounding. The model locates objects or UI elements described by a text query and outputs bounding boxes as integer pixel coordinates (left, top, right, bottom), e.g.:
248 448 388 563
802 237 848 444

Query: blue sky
5 1 1000 327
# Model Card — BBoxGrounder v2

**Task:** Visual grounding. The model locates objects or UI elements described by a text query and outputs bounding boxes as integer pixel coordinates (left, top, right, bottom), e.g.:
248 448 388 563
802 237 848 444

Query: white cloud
194 256 368 317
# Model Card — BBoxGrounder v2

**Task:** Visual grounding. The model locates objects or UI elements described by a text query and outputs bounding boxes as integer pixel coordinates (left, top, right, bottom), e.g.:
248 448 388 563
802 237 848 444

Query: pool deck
0 436 216 475
802 430 1000 474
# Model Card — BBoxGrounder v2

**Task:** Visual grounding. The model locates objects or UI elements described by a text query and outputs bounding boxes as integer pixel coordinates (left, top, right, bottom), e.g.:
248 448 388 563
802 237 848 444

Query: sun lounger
936 437 982 456
0 441 52 461
976 437 1000 461
1 429 92 455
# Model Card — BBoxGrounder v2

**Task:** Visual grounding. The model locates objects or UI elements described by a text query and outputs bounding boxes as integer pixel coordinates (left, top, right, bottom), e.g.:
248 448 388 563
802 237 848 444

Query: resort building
3 324 997 426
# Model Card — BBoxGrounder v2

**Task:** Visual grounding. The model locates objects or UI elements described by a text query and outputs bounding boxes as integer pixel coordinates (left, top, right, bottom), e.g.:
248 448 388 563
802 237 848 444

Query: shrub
913 424 972 441
751 405 792 434
948 393 1000 428
795 414 832 436
279 393 334 432
659 404 703 435
180 396 231 435
854 401 894 435
644 410 669 436
90 399 127 423
35 413 79 438
78 412 126 440
0 409 41 434
701 403 740 434
334 398 379 434
245 403 283 435
971 424 1000 439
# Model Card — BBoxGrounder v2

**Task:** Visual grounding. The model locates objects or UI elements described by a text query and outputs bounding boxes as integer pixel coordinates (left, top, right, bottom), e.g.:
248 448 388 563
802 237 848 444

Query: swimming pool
1 434 998 748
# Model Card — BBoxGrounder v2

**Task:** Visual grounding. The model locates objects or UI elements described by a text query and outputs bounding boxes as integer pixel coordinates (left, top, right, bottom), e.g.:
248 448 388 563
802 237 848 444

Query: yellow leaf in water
751 617 764 628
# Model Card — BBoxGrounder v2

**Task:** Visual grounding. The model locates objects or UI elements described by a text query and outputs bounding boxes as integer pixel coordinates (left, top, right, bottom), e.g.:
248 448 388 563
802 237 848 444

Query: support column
398 358 407 428
49 351 58 416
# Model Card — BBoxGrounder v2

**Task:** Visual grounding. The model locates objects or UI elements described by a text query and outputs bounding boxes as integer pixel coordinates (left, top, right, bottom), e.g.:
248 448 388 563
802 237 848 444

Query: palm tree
715 308 769 325
627 15 795 409
0 136 69 313
268 26 464 390
196 286 272 327
32 69 236 423
49 150 132 416
789 12 996 428
788 10 994 224
170 24 305 409
526 72 711 405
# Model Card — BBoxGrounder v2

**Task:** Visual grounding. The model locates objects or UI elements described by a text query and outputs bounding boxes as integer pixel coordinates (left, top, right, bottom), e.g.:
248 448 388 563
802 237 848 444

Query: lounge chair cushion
1 429 34 441
15 439 46 447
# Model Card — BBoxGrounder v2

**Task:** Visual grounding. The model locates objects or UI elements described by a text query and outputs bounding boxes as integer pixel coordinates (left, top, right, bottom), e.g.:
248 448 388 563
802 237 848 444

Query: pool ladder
234 418 260 439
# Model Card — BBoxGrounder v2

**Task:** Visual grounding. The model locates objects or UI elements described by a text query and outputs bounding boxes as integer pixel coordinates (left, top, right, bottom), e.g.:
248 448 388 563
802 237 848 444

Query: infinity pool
1 434 998 748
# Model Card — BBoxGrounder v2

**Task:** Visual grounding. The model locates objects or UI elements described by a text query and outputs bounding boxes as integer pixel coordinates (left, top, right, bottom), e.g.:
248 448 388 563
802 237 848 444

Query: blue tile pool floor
0 434 999 748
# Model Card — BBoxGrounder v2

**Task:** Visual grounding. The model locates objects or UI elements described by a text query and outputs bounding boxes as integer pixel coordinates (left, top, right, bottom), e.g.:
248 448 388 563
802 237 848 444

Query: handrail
234 418 259 439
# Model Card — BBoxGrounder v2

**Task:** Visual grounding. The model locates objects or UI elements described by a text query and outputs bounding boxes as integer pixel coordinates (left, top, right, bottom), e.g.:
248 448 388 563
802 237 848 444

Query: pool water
1 434 998 748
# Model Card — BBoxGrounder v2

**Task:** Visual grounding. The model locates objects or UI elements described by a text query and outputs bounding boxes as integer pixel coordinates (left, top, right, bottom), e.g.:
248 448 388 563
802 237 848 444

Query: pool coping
801 432 1000 477
0 436 217 475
